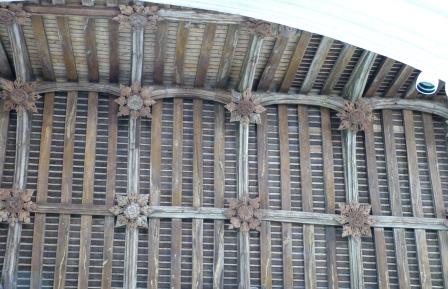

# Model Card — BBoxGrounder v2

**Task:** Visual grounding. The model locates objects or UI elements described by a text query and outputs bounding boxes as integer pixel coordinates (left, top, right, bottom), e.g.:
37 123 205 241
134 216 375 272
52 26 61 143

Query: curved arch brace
33 82 448 119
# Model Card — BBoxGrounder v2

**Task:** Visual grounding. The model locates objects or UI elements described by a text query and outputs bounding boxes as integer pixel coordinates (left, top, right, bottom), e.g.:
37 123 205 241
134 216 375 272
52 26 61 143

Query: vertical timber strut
1 19 33 289
237 33 264 289
124 25 144 289
341 51 376 289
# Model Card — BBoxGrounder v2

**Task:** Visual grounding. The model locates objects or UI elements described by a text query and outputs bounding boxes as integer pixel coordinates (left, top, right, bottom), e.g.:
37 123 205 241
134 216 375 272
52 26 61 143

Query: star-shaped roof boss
115 81 156 119
224 195 262 232
109 193 151 230
112 2 159 31
338 202 373 239
336 99 373 133
0 188 36 226
0 78 41 113
225 89 266 124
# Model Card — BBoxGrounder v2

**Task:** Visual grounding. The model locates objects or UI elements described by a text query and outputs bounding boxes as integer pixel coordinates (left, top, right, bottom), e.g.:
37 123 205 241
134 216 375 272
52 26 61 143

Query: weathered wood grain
216 24 239 89
31 16 55 81
402 110 432 289
85 18 99 82
298 106 317 289
148 101 162 289
382 110 411 289
154 21 168 85
0 41 13 79
343 51 376 101
0 99 9 184
213 104 225 289
320 108 339 289
238 34 264 91
192 99 204 289
78 92 98 289
8 23 33 81
53 91 77 289
174 22 189 86
257 112 272 289
422 113 448 289
195 23 217 87
108 20 119 83
279 31 312 93
363 121 390 289
385 65 414 97
101 96 118 289
30 93 54 289
131 28 144 83
56 17 78 81
364 58 395 97
278 105 293 289
169 99 181 289
257 35 288 91
322 44 356 94
300 37 333 94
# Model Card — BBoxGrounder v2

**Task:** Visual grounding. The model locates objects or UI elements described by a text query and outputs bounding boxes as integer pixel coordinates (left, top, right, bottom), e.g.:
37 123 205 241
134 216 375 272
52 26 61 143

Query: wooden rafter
385 65 414 97
364 57 395 97
257 34 288 91
216 24 239 89
153 21 167 85
174 22 189 86
195 23 216 87
322 44 356 94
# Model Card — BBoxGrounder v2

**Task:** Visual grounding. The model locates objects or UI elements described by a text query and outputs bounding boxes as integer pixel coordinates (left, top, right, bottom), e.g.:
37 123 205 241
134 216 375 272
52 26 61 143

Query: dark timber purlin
1 16 33 289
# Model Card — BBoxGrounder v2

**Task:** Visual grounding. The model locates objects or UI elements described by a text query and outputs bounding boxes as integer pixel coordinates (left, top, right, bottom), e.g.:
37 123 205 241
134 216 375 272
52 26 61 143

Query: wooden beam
108 19 119 83
101 96 118 289
278 105 293 289
385 65 414 97
257 35 288 91
0 99 9 184
174 22 189 86
422 113 448 289
195 23 217 87
402 110 432 289
85 18 99 82
298 106 317 289
382 110 411 289
131 28 144 83
213 104 225 289
31 15 55 81
216 24 239 89
364 58 395 97
279 31 312 93
300 37 333 94
363 121 390 289
192 99 204 289
8 23 33 81
148 101 163 289
56 17 78 81
0 41 13 79
238 34 264 91
322 44 356 94
257 112 272 289
169 99 182 289
78 92 98 289
30 93 54 289
153 21 168 85
320 108 339 289
343 50 376 101
53 91 77 289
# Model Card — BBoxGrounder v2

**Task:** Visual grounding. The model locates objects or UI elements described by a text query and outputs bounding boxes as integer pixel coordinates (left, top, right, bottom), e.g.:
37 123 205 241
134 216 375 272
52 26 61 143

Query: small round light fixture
416 72 439 95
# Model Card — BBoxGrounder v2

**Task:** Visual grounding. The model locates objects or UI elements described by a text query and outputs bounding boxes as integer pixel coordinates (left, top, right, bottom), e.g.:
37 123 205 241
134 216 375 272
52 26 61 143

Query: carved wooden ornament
224 196 262 232
109 193 150 230
0 189 36 225
244 19 274 37
338 202 373 239
0 3 29 26
115 81 156 119
337 99 373 133
113 2 159 30
225 89 266 124
0 78 41 113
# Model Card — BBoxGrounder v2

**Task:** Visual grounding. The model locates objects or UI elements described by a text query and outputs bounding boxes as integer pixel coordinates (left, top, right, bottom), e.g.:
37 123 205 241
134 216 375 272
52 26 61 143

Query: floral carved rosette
225 89 266 124
338 202 373 239
109 193 150 230
113 2 159 30
115 81 156 119
0 189 36 225
0 78 41 113
245 19 273 37
0 4 30 26
224 196 262 232
336 99 373 133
